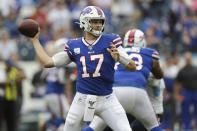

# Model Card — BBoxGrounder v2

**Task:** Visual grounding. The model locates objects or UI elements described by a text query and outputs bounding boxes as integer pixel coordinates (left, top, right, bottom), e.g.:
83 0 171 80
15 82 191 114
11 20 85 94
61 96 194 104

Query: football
18 19 39 37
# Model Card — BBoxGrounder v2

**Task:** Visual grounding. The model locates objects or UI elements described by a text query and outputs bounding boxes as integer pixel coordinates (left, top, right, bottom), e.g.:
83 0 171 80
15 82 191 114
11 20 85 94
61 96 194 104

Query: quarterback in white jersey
83 29 164 131
29 6 136 131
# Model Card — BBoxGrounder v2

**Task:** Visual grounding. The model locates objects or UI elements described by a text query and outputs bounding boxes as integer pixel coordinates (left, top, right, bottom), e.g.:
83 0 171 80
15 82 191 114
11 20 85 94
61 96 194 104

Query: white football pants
89 87 160 131
64 92 132 131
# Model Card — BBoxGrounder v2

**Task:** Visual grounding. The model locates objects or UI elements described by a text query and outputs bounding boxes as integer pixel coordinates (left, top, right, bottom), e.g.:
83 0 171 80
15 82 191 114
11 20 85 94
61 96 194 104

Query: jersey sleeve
141 48 160 60
111 34 123 48
151 50 160 60
64 40 75 61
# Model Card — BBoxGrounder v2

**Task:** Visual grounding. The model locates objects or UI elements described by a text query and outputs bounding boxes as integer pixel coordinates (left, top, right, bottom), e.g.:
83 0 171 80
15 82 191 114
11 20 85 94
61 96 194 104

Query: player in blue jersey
29 6 136 131
83 29 164 131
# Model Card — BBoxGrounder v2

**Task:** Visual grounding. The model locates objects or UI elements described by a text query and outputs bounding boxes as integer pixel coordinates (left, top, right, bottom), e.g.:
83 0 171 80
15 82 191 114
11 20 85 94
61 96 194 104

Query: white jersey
147 78 165 114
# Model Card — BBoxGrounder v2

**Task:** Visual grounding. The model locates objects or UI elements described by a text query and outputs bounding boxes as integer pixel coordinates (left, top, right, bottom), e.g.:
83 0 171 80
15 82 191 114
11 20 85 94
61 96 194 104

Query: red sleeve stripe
114 41 122 46
152 54 159 59
113 39 122 45
153 51 159 55
64 47 69 51
65 44 69 48
64 49 72 55
113 37 121 43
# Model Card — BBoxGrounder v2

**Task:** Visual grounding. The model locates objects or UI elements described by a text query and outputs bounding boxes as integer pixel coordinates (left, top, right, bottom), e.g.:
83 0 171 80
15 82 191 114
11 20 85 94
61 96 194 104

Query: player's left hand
107 43 120 61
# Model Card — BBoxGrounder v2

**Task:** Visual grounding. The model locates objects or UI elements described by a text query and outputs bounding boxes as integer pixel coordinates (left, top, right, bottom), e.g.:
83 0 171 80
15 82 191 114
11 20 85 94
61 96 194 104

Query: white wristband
118 55 130 67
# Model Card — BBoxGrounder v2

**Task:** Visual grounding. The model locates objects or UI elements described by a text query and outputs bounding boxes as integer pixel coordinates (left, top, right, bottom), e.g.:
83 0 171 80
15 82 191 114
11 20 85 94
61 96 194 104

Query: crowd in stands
1 0 197 61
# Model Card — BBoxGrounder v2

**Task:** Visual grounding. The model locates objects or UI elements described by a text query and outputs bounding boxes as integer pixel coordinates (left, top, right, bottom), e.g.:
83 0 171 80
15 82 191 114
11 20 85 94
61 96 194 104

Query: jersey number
80 54 104 78
129 54 143 70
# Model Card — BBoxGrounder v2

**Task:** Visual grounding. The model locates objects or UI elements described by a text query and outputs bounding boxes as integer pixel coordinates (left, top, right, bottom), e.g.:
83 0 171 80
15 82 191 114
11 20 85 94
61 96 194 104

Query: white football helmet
79 6 105 36
123 29 147 48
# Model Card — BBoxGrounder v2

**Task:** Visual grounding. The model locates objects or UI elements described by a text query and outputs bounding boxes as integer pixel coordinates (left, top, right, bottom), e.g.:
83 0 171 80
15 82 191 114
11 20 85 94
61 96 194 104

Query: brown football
18 19 39 37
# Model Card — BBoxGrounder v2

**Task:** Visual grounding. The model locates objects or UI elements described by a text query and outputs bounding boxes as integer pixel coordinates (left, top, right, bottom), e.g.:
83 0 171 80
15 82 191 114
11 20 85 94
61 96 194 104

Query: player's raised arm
29 29 54 67
29 29 71 68
17 19 71 68
107 44 136 71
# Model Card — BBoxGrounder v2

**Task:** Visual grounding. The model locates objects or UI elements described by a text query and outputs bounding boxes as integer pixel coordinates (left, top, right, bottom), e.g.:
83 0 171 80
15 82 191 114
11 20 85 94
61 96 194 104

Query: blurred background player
0 59 26 131
37 38 71 131
174 51 197 131
83 29 163 131
29 6 136 131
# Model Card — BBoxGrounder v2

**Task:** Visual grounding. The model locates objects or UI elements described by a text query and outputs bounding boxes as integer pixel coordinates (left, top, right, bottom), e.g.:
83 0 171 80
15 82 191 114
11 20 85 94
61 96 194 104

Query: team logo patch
74 48 80 55
89 101 95 107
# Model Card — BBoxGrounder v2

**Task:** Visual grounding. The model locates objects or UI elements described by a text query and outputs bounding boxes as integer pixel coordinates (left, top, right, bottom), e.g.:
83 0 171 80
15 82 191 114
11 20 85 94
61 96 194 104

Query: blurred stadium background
0 0 197 131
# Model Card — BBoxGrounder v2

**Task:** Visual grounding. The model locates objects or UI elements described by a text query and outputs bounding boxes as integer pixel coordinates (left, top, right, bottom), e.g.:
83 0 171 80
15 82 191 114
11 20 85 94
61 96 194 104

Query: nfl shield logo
74 48 80 55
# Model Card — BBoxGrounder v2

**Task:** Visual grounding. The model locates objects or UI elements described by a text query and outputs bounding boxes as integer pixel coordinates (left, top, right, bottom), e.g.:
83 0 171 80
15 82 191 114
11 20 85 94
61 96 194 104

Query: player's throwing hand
29 27 40 42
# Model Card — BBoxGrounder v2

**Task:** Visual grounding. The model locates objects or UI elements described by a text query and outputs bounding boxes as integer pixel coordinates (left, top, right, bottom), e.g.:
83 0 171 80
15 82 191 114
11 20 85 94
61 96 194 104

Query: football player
83 29 164 131
131 77 165 131
29 6 136 131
